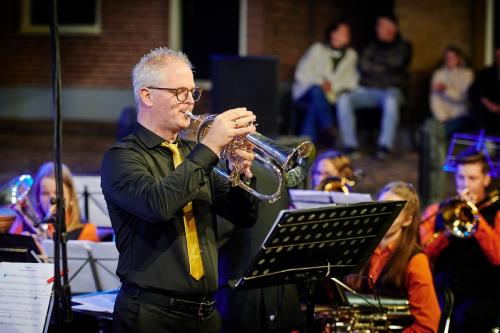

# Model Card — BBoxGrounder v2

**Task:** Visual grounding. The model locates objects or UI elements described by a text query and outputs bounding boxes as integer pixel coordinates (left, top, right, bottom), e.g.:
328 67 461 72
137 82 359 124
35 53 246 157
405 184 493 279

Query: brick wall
247 0 346 81
0 0 169 88
0 0 485 101
397 0 475 72
247 0 482 81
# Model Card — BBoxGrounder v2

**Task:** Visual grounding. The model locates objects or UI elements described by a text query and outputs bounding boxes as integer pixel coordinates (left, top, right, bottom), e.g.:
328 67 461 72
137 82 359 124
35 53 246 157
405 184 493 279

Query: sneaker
343 147 361 160
374 146 391 161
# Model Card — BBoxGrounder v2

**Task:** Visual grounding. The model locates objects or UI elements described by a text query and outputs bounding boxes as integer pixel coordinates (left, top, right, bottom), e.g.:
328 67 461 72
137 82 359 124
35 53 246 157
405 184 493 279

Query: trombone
184 112 314 203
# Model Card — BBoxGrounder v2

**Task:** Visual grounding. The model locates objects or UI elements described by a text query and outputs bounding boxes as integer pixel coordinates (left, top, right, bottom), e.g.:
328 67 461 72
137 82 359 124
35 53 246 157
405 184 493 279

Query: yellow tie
162 141 204 280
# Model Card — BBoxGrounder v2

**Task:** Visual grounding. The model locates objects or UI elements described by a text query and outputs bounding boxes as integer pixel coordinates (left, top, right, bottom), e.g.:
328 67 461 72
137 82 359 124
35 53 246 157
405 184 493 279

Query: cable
268 284 285 323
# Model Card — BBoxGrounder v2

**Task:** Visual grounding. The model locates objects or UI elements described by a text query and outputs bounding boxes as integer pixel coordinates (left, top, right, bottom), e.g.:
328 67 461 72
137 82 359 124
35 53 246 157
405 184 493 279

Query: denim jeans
296 86 335 142
336 86 403 149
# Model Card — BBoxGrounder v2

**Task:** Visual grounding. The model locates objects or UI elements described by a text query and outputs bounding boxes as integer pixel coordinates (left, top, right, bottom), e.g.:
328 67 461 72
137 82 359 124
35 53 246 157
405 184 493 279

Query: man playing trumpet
420 149 500 333
101 47 258 333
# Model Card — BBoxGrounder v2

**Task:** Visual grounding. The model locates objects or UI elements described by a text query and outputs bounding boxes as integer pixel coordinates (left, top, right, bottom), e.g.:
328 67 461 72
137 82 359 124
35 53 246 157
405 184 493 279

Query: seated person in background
430 45 474 137
293 20 358 145
420 149 500 333
10 162 100 242
468 44 500 135
309 150 354 192
347 181 440 333
336 14 412 160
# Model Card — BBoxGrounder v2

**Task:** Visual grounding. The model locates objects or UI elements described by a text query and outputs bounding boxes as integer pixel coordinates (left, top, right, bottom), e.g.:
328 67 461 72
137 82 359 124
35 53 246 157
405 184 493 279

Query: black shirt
101 123 258 299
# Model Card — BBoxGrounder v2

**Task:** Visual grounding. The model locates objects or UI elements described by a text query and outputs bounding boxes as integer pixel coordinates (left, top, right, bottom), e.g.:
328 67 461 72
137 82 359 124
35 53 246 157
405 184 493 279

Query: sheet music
289 189 372 209
329 191 372 204
0 262 54 333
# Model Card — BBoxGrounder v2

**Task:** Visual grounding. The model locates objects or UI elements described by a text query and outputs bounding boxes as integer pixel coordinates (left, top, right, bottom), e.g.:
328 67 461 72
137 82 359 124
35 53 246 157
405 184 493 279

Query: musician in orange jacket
421 149 500 333
349 181 440 333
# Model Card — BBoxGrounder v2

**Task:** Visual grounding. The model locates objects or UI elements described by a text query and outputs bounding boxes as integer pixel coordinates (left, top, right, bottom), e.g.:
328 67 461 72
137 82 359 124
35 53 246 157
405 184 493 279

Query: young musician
421 149 500 333
10 162 99 242
310 150 354 191
349 181 441 333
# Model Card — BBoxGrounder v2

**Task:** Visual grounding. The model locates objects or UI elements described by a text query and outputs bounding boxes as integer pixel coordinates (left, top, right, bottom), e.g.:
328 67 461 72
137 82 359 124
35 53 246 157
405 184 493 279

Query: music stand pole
49 0 72 329
83 185 90 222
303 279 316 333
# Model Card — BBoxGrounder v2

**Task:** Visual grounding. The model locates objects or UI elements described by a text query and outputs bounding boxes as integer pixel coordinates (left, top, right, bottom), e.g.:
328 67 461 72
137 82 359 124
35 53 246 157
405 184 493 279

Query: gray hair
132 47 192 106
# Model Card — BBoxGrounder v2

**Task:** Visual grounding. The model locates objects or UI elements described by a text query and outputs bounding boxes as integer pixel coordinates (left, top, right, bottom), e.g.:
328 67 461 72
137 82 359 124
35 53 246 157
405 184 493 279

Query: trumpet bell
283 141 314 187
441 198 478 238
244 133 313 187
0 175 33 207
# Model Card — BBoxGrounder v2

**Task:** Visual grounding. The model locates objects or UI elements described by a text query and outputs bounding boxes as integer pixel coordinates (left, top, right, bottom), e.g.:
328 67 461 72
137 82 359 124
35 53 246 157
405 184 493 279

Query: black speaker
210 55 279 136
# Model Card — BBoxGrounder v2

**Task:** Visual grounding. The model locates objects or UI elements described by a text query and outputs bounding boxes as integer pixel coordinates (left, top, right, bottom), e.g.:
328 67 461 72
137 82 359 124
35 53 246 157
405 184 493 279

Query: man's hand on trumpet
228 139 255 179
201 108 257 175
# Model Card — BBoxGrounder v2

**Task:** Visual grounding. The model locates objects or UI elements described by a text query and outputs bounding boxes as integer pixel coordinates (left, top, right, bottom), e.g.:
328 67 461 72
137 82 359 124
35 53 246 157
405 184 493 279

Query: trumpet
424 189 499 239
316 169 363 195
317 176 355 195
184 112 314 203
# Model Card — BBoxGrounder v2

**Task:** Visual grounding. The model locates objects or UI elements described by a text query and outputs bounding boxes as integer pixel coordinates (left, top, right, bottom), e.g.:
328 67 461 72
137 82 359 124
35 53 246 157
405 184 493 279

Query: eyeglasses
147 86 202 102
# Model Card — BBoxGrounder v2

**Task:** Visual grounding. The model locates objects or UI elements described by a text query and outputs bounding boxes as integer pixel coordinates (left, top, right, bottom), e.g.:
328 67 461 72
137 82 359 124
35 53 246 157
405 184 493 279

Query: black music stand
233 200 406 332
42 240 120 293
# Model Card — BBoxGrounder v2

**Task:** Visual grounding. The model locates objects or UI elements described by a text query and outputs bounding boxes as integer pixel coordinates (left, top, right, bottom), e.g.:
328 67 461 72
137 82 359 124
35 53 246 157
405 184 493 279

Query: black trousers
113 289 221 333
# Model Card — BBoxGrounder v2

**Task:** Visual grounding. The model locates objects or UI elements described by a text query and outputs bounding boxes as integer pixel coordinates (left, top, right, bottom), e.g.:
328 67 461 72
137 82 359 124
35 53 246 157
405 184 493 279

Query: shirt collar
134 123 179 149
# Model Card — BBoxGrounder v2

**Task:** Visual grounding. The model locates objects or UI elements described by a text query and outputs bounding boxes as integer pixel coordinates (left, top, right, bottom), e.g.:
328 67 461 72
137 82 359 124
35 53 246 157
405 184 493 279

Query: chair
438 287 454 333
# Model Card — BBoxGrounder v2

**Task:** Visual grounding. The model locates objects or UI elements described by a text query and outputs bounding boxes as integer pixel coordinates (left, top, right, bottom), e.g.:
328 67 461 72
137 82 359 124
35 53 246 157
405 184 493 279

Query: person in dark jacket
336 14 412 160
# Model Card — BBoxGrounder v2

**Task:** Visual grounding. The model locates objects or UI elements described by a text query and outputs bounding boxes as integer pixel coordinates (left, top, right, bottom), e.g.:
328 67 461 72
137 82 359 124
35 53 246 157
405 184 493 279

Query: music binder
0 234 42 263
233 200 406 332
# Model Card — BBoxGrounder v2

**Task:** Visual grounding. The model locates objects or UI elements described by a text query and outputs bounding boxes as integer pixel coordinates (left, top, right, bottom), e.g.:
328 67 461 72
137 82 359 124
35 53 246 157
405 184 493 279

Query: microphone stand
49 0 72 330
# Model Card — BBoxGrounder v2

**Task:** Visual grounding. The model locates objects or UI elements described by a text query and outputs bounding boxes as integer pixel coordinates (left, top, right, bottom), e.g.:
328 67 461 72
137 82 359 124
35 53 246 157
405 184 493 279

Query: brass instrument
0 174 46 237
440 197 478 238
317 169 363 195
0 174 32 206
184 112 314 203
428 189 499 239
318 176 355 195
